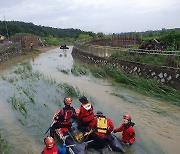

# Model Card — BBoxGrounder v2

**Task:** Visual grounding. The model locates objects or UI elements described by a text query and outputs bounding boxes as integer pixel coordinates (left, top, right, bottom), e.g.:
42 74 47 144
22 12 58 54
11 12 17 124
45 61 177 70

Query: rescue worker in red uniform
90 111 114 150
41 136 66 154
50 97 76 138
78 96 95 130
113 114 136 146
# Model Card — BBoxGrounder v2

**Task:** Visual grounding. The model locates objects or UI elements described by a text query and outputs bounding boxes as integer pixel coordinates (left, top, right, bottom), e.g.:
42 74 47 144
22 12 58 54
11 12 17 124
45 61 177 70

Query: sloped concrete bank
72 47 180 90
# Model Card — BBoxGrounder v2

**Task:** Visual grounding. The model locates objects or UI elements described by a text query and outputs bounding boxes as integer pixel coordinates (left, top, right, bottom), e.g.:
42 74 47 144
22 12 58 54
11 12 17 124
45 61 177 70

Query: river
0 47 179 154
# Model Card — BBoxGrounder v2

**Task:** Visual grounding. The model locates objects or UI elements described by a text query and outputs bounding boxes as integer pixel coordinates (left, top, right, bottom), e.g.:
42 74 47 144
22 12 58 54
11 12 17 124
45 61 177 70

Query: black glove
55 114 63 121
113 130 116 133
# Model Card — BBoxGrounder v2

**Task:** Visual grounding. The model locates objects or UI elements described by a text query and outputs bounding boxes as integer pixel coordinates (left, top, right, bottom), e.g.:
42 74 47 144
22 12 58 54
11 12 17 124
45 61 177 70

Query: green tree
96 32 104 38
77 34 92 40
43 36 60 46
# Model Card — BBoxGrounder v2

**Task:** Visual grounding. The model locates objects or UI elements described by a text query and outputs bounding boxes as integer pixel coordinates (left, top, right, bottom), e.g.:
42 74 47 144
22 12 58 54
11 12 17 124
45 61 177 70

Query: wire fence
74 41 180 68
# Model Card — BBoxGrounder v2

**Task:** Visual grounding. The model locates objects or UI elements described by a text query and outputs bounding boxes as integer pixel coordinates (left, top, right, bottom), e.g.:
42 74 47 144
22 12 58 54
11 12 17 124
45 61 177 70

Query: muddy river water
0 47 179 154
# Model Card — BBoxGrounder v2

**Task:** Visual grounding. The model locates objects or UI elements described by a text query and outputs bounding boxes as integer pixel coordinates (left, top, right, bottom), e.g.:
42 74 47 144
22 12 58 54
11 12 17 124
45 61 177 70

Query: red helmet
64 97 72 105
45 136 54 148
123 114 131 121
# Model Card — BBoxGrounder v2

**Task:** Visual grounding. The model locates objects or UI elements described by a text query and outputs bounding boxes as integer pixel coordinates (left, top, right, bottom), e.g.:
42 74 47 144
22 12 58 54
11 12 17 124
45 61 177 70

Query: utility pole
4 15 9 41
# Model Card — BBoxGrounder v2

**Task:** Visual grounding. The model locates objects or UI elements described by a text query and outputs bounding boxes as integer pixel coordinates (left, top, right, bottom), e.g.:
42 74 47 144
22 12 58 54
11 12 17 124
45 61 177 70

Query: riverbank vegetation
110 50 180 67
57 63 89 76
109 30 180 67
141 29 180 51
3 62 82 120
71 61 180 106
0 132 9 154
93 67 180 106
43 36 75 46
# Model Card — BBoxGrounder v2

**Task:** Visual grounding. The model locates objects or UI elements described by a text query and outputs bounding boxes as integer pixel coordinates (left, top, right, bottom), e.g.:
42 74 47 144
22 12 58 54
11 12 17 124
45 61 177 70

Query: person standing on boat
90 111 114 149
50 97 76 138
41 136 66 154
113 114 136 146
78 96 95 130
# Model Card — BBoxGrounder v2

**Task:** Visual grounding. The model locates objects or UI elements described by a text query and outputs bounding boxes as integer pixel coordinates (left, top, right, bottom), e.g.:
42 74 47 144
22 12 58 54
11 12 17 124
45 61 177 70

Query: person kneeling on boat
41 136 66 154
78 96 95 131
50 97 76 138
90 111 114 149
113 114 136 146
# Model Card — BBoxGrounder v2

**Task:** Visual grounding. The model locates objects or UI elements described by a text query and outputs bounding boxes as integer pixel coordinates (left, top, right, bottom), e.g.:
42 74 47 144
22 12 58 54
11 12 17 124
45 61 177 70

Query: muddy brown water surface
0 47 180 154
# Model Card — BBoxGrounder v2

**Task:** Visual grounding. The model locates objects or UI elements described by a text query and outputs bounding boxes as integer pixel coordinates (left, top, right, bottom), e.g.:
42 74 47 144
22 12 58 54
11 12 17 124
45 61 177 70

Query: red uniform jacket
91 117 114 138
43 145 58 154
79 102 94 124
115 123 136 144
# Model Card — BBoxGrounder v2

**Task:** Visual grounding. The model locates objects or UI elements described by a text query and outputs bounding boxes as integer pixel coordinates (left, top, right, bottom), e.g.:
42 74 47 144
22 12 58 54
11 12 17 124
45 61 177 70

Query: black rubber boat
53 110 125 153
60 45 69 49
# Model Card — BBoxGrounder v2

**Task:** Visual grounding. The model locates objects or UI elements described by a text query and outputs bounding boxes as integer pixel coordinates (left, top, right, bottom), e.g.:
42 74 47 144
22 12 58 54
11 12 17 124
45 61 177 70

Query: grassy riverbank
93 67 180 106
110 50 180 68
71 62 180 106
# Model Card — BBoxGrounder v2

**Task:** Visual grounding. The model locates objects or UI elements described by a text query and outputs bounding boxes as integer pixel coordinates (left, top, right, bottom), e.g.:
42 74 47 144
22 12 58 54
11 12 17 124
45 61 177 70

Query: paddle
68 147 75 154
44 121 56 135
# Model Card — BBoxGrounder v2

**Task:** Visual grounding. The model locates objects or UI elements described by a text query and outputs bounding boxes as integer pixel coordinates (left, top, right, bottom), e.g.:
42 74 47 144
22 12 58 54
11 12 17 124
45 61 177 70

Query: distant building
10 33 43 48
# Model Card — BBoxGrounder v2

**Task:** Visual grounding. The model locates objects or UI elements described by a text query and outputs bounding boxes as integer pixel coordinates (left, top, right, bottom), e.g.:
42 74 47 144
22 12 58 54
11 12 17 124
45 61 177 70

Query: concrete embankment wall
0 43 22 63
72 46 180 90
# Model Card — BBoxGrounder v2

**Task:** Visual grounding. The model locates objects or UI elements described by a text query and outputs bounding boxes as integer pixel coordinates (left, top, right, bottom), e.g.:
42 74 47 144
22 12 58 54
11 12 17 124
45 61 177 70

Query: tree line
0 20 179 50
0 20 96 39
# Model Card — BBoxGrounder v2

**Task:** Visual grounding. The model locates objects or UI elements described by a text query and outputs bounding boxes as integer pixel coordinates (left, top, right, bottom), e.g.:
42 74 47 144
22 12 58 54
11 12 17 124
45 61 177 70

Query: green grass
90 67 108 78
14 61 32 74
111 51 180 67
71 64 89 76
58 83 81 98
0 133 10 154
56 63 89 76
17 87 35 104
42 76 57 85
56 67 70 74
6 61 82 118
88 66 180 106
9 94 28 117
